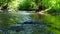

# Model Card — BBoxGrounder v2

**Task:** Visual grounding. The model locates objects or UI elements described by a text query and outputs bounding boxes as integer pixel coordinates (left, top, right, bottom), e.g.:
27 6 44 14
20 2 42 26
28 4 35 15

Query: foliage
0 0 14 6
42 0 60 11
18 0 31 10
0 0 60 34
0 0 7 6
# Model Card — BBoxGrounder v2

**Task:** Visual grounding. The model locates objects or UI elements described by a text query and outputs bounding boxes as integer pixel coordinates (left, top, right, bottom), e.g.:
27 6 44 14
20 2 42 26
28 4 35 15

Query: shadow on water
0 11 55 34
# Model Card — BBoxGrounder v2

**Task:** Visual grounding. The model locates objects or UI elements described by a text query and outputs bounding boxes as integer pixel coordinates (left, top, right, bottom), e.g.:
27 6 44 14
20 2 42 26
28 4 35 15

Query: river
0 11 54 34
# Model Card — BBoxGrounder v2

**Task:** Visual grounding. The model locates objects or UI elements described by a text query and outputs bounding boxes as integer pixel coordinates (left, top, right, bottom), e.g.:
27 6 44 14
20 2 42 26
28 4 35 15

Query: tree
42 0 60 11
0 0 14 11
33 0 46 12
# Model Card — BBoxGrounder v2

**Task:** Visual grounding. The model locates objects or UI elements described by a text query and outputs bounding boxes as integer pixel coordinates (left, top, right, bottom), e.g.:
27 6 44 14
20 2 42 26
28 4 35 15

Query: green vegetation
0 0 60 34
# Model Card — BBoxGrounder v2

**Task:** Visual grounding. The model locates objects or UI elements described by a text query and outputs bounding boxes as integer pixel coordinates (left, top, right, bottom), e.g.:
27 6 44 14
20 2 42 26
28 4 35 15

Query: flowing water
0 11 55 34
